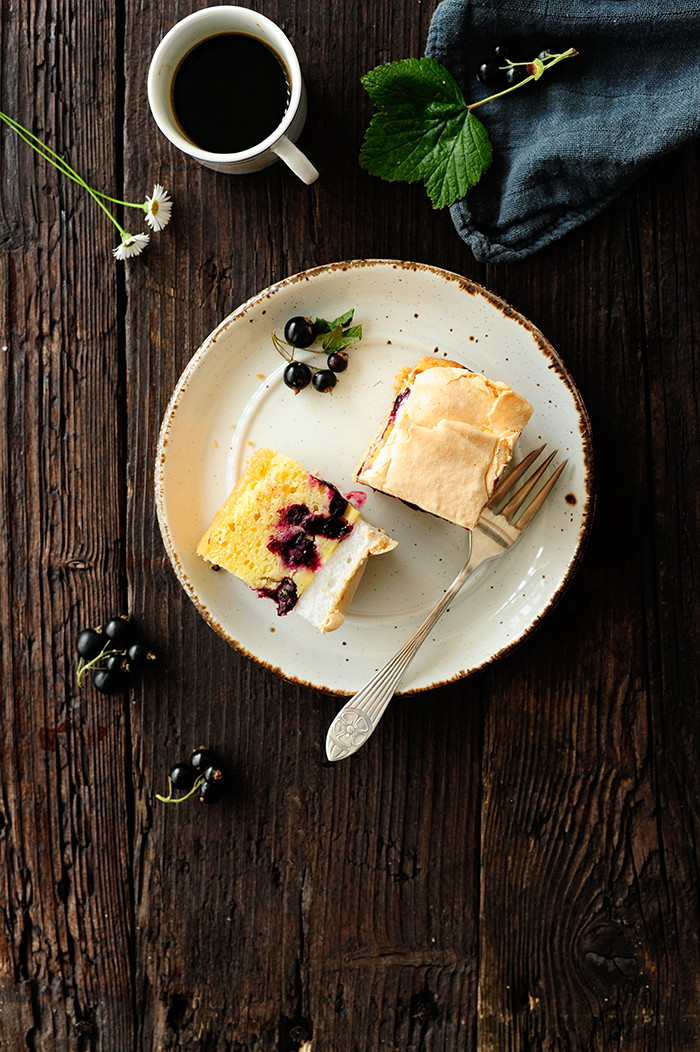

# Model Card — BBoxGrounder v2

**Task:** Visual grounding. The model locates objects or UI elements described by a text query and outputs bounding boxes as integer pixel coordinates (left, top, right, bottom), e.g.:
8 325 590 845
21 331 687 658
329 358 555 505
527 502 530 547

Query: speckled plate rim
155 259 595 695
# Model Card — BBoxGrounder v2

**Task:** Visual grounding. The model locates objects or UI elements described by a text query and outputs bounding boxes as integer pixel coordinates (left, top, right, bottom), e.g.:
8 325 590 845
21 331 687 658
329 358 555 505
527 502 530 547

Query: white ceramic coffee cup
148 6 319 184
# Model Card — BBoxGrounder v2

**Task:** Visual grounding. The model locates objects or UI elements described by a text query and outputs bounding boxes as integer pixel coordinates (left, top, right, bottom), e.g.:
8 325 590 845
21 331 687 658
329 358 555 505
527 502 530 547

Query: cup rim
147 6 302 163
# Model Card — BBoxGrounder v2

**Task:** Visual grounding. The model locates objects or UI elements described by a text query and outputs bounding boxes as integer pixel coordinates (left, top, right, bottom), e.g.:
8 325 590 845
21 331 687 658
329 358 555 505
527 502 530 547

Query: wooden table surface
2 1 699 1049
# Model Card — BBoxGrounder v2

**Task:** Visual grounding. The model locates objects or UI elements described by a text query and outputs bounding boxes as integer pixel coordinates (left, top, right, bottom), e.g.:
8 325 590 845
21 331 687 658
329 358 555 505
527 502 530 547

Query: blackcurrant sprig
271 308 362 394
75 616 157 692
475 42 570 94
155 771 205 804
156 748 229 805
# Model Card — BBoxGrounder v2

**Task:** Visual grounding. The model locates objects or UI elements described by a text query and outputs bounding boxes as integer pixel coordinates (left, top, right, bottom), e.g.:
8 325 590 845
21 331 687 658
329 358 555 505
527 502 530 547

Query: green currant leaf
359 57 492 209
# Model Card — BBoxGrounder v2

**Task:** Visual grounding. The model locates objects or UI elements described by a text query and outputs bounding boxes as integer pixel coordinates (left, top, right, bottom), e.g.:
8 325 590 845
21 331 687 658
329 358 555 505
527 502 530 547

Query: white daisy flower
113 232 150 260
144 184 173 231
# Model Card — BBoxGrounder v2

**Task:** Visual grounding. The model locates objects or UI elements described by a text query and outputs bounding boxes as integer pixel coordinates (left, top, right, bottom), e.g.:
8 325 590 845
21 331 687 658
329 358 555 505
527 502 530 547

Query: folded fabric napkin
426 0 700 262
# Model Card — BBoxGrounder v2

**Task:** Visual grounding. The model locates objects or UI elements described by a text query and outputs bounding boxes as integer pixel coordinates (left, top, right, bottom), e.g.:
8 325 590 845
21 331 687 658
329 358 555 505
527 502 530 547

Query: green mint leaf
322 325 348 352
342 324 362 344
359 57 492 209
315 309 355 334
321 322 363 352
331 309 354 328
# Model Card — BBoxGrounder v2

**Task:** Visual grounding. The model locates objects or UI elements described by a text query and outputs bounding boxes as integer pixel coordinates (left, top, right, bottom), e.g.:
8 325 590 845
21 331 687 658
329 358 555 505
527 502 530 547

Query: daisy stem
88 192 147 210
83 185 128 237
0 110 131 235
1 111 97 193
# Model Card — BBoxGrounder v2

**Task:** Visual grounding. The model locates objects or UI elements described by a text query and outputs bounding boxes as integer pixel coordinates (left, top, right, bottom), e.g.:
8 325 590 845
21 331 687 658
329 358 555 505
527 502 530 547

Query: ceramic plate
155 260 594 695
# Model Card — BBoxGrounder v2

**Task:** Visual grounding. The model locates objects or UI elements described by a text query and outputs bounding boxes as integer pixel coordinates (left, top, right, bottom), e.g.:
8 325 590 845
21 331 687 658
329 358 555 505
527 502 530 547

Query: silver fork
325 446 567 761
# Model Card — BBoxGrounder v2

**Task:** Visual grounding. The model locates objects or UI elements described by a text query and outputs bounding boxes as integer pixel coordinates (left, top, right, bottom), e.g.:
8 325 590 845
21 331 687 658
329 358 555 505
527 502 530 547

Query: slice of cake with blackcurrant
197 447 397 633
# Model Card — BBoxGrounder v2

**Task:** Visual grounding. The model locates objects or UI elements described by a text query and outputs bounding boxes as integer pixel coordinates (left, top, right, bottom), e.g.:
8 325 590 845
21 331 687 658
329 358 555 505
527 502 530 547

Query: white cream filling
294 518 396 633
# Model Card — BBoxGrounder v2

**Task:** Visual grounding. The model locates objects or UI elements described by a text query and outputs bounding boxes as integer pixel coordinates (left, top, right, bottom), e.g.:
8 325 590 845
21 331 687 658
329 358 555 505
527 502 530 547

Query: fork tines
489 445 568 530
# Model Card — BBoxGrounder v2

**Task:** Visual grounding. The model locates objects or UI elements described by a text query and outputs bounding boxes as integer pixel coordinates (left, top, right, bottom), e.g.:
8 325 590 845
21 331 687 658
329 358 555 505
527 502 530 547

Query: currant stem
155 774 205 804
467 48 578 111
271 331 295 362
77 642 124 688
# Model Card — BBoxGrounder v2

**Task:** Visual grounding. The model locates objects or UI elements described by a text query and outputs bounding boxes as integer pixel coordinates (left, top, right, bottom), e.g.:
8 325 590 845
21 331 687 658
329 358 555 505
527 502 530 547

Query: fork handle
325 556 475 761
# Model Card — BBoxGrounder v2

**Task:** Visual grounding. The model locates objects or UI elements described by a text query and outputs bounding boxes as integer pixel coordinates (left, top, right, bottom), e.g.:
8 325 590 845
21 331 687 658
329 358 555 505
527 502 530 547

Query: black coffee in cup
172 33 290 154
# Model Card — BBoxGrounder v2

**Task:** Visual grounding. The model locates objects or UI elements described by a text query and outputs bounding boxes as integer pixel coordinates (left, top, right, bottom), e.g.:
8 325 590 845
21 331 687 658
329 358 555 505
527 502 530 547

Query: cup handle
272 137 319 185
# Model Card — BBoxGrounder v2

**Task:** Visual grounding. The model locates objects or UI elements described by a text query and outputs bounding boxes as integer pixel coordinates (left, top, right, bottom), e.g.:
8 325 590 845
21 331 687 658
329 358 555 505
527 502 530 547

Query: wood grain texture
1 0 699 1048
0 0 133 1048
475 149 700 1050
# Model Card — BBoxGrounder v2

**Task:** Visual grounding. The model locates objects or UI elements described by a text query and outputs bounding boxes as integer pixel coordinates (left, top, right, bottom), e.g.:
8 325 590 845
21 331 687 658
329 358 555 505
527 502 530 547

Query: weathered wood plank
475 147 700 1049
0 0 134 1048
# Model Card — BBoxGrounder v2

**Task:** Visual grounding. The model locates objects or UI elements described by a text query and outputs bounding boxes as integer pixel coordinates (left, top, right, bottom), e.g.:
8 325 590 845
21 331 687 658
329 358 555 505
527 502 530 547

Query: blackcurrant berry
204 765 224 784
126 643 156 669
106 653 129 674
191 747 217 772
76 627 107 660
477 60 502 85
504 65 525 86
104 616 134 648
169 763 197 791
284 316 316 348
312 369 337 393
327 351 348 373
283 360 312 393
492 43 511 61
199 779 224 804
93 668 126 694
537 48 552 61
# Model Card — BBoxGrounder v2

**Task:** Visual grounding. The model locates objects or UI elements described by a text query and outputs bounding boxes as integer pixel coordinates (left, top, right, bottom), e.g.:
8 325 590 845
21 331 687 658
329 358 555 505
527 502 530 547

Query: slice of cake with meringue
355 357 533 530
197 447 396 633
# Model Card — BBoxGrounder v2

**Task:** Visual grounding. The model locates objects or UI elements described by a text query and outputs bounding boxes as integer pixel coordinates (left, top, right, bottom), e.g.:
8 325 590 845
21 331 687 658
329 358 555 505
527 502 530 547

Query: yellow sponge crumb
197 448 359 594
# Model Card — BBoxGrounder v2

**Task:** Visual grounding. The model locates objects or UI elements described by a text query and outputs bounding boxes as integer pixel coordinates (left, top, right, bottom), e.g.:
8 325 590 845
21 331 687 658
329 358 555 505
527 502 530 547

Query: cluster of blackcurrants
156 747 228 805
274 310 362 394
477 42 552 88
75 616 157 694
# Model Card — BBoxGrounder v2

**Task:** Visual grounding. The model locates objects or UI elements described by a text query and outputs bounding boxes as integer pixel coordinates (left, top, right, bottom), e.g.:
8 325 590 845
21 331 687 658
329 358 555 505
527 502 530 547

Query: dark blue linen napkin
425 0 700 262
